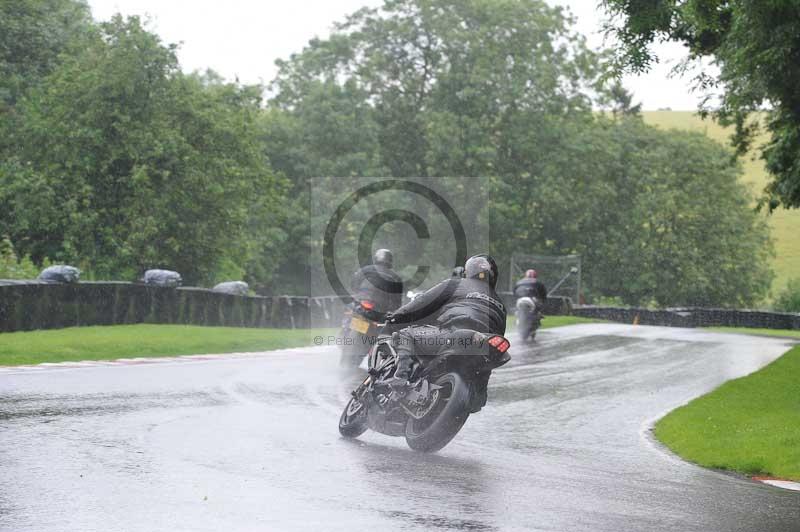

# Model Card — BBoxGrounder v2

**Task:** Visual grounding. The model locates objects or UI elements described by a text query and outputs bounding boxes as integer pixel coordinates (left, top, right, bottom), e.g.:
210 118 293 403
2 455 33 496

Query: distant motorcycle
338 329 511 452
339 300 385 368
515 296 543 342
515 266 578 343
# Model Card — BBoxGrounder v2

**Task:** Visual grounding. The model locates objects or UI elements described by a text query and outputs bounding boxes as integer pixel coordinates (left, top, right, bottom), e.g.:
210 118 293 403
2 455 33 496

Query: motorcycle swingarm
399 379 443 420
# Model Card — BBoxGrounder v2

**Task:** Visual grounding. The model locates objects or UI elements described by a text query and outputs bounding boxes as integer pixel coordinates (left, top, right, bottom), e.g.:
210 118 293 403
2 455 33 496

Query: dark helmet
373 248 393 268
451 266 465 278
464 254 498 289
525 269 537 279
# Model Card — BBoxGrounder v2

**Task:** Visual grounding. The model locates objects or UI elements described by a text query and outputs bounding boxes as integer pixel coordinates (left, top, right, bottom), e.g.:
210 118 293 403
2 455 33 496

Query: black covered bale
212 281 249 296
142 269 182 288
38 265 81 283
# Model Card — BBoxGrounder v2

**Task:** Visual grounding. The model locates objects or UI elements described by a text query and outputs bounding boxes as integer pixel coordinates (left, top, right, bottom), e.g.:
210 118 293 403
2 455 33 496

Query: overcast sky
87 0 704 110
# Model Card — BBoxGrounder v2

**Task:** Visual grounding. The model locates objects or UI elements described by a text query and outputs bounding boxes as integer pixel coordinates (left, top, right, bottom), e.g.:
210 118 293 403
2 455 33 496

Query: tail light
361 300 375 310
487 335 510 354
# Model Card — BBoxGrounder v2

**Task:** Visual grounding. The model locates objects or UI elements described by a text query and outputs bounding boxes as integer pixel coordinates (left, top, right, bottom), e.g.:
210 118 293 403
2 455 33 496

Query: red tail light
361 300 375 310
488 335 510 353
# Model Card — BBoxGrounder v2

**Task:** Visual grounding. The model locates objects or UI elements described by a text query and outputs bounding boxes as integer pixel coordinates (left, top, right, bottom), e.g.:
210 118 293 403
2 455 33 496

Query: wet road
1 324 798 531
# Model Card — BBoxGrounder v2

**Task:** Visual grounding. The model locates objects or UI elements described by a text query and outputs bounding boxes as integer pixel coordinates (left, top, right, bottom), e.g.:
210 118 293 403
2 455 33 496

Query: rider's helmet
465 254 499 289
451 266 465 278
525 269 537 279
373 249 393 269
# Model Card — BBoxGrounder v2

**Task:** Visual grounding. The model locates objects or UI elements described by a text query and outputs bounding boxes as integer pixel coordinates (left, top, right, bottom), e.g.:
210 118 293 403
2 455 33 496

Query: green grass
655 345 800 481
705 327 800 339
540 315 604 328
643 111 800 296
0 324 337 366
506 314 604 330
0 316 604 366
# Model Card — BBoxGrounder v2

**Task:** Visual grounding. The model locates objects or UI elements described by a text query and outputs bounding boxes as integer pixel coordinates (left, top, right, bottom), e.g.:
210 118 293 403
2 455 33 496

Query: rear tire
339 396 368 438
404 372 470 453
518 320 534 343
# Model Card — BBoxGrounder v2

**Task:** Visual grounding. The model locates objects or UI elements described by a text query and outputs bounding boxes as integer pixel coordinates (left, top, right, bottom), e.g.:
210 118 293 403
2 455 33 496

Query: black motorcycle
338 329 511 452
515 296 543 342
339 300 385 367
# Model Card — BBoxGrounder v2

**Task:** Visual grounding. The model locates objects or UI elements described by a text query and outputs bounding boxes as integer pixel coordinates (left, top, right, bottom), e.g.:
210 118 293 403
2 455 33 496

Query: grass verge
705 326 800 339
0 316 605 366
655 345 800 481
507 315 605 330
0 324 337 366
540 315 605 328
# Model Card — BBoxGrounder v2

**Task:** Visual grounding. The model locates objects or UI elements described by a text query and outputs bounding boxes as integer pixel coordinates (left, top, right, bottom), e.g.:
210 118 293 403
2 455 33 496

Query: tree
0 236 43 280
272 0 602 178
267 0 604 291
601 0 800 210
490 108 773 307
0 16 287 285
774 278 800 313
0 0 93 109
267 0 772 306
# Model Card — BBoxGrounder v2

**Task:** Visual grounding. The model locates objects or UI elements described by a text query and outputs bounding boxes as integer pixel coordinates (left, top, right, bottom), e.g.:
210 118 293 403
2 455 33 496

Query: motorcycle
338 329 511 452
339 300 385 367
515 296 543 342
514 266 579 343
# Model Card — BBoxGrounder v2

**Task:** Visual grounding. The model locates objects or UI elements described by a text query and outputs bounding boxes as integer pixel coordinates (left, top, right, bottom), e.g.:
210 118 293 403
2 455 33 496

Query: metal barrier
1 280 797 332
0 281 348 333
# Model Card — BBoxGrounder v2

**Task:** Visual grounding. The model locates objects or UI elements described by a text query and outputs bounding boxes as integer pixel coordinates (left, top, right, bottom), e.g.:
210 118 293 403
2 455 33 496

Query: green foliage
0 16 287 286
582 116 771 307
271 0 601 178
0 0 778 307
266 0 772 307
266 0 604 292
0 0 92 109
495 113 773 307
602 0 800 210
0 236 43 279
774 278 800 314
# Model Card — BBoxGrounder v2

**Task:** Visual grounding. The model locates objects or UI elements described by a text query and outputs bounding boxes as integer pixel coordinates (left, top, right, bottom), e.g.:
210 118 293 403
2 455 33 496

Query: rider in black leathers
514 269 548 302
384 254 506 411
350 249 404 315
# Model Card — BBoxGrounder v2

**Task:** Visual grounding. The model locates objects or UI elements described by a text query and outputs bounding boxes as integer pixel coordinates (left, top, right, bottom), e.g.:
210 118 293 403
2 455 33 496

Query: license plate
350 316 371 334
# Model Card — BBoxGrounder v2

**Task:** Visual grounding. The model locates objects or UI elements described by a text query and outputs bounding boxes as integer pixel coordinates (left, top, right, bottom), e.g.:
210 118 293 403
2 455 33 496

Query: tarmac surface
1 323 798 531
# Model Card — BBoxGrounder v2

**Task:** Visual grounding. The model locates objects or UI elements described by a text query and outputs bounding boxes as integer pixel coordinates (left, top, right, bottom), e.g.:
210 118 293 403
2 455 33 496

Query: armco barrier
2 281 798 333
570 305 800 330
0 281 347 333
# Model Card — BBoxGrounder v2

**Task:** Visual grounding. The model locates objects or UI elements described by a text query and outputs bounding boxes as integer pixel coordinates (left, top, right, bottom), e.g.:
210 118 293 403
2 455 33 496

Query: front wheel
404 372 470 452
339 396 368 438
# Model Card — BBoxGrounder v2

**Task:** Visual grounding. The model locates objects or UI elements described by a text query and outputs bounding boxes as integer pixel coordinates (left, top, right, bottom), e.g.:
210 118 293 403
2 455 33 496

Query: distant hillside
642 111 799 296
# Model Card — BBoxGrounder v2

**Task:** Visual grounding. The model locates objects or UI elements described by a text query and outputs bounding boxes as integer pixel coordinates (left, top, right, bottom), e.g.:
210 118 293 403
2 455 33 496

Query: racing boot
386 338 413 391
386 355 412 391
